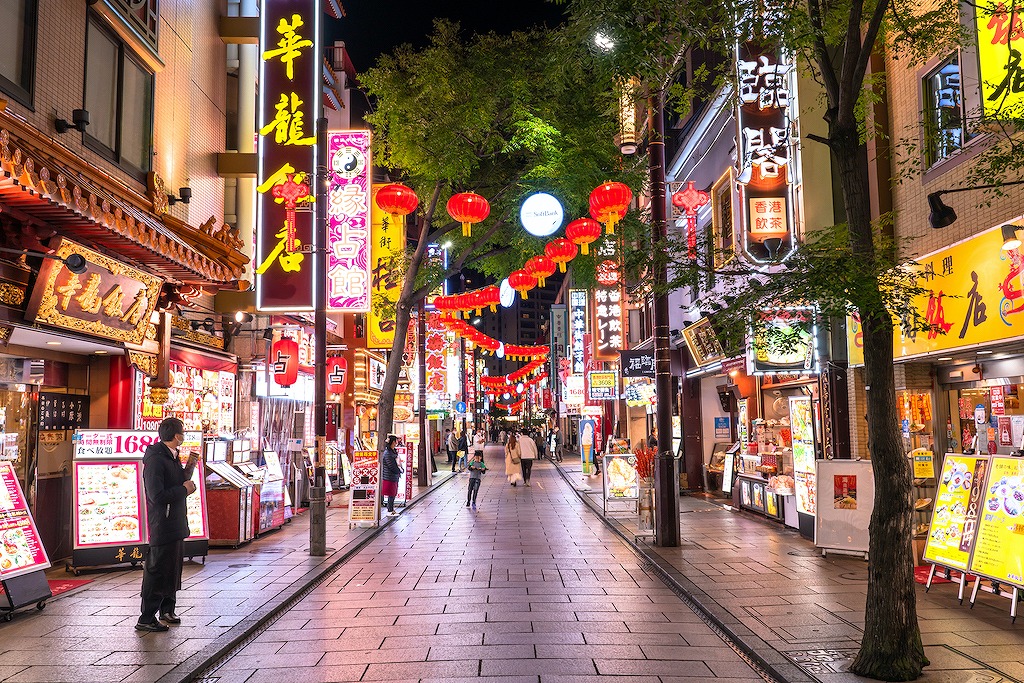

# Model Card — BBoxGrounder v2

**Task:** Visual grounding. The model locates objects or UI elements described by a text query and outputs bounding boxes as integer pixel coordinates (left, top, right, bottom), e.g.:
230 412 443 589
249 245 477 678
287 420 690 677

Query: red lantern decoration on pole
483 285 500 312
672 180 710 259
524 255 557 288
545 238 578 273
590 181 633 234
271 337 300 387
374 183 419 225
447 192 491 237
326 356 348 394
565 218 603 256
508 269 536 300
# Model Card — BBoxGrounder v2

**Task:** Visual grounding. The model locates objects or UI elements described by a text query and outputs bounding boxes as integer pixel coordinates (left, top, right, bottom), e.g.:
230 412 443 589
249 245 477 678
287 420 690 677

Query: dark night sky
329 0 568 72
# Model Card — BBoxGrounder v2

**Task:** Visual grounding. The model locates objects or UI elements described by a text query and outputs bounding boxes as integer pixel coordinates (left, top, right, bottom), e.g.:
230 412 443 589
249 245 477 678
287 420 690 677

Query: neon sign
326 130 372 311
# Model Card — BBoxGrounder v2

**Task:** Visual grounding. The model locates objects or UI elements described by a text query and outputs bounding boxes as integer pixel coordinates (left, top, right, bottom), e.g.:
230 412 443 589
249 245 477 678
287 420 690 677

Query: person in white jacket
517 431 538 486
473 429 487 462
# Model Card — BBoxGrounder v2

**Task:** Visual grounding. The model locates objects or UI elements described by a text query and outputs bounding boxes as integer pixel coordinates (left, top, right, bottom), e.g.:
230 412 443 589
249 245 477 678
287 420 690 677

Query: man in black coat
136 418 198 632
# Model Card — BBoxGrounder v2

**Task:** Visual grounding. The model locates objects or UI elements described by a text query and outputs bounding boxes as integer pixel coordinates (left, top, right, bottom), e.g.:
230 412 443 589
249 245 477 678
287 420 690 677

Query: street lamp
927 179 1024 229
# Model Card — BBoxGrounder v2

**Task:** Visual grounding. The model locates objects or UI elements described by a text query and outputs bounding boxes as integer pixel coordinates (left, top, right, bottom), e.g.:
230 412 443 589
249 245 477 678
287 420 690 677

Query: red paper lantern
545 238 578 273
483 285 500 312
271 337 300 387
524 255 557 288
326 356 348 394
590 181 632 234
374 183 419 224
508 269 536 300
565 218 603 256
447 192 490 237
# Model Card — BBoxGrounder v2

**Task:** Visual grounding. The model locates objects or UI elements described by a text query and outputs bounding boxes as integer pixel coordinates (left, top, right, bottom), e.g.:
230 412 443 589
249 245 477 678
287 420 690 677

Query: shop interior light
46 341 61 346
1001 224 1022 251
234 311 254 323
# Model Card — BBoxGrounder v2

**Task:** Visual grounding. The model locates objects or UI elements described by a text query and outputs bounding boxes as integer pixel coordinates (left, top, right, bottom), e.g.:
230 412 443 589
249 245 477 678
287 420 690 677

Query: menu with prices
348 450 380 524
185 461 209 540
924 454 988 571
73 430 161 460
969 456 1024 585
73 461 145 549
0 462 50 579
791 396 817 515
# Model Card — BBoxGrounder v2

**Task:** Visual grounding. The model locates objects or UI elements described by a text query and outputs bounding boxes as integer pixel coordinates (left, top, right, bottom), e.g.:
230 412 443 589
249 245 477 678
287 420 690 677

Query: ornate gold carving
148 385 169 405
0 325 12 345
147 172 169 215
127 350 159 378
0 282 26 306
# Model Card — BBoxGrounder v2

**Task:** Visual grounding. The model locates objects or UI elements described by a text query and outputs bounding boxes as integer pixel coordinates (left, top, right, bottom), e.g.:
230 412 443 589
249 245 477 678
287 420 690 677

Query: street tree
561 0 966 679
360 20 643 454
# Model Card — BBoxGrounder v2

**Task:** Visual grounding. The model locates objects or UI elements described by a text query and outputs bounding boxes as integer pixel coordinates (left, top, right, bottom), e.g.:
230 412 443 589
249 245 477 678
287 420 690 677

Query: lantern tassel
558 263 566 273
490 304 497 312
581 242 589 256
521 290 528 300
607 218 616 235
462 222 472 237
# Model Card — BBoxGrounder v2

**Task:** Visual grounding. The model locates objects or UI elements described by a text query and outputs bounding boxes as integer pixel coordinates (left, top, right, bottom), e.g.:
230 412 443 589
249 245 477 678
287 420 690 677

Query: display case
206 461 254 547
257 450 285 534
899 390 934 454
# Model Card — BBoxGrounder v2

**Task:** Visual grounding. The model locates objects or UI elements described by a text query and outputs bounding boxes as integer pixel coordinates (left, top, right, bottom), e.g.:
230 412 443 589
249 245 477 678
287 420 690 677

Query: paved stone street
201 459 765 683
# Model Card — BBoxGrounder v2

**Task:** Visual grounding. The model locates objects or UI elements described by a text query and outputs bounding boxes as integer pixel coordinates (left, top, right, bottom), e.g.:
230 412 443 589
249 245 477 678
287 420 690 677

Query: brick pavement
200 458 766 683
0 472 455 683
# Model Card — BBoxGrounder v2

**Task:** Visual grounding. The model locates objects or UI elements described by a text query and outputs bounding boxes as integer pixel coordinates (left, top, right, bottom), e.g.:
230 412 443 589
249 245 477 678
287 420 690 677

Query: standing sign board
348 450 380 527
0 462 50 580
923 454 989 571
326 130 372 311
814 459 874 557
968 456 1024 586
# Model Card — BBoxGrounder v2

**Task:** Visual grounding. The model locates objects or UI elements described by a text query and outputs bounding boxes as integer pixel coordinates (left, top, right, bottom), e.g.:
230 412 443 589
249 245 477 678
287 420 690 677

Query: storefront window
134 363 235 435
948 384 1023 455
898 390 934 453
923 53 969 167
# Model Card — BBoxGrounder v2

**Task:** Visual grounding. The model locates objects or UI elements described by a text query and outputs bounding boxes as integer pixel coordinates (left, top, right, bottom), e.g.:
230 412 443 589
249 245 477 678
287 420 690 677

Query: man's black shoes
135 621 169 632
160 612 181 624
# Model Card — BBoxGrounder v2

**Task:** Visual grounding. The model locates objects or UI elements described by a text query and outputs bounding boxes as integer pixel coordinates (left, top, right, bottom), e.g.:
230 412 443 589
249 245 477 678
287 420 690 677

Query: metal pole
417 299 429 486
649 89 681 547
310 115 328 556
461 338 468 437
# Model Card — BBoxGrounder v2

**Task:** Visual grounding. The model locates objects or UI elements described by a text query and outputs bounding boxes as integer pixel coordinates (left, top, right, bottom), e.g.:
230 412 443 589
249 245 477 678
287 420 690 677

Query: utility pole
309 115 328 556
649 89 681 547
417 299 429 486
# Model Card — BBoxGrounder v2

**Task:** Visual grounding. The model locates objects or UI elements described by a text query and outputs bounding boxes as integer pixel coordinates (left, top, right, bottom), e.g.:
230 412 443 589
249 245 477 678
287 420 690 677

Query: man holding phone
136 418 199 632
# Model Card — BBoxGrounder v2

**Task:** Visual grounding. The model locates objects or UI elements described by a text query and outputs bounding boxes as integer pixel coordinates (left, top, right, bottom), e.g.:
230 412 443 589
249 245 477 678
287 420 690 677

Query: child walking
466 452 486 508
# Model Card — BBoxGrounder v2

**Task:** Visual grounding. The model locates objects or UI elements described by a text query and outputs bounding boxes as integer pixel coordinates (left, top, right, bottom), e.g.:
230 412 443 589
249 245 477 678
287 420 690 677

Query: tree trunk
375 298 414 453
832 125 928 681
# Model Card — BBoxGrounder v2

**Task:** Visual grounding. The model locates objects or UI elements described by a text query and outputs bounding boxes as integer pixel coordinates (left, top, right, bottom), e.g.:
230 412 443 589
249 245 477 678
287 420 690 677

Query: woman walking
473 429 486 463
505 430 523 487
381 434 403 516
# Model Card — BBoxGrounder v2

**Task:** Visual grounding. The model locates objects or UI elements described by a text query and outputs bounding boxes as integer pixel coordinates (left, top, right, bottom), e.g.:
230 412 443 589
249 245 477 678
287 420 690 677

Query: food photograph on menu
73 462 145 547
0 462 49 579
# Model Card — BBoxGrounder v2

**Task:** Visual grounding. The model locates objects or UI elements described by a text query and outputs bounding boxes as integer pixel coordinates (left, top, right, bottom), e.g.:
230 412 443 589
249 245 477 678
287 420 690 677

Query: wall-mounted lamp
763 237 783 261
928 179 1024 229
55 109 89 134
234 311 254 323
190 317 216 333
168 187 192 206
0 247 87 274
1002 224 1022 251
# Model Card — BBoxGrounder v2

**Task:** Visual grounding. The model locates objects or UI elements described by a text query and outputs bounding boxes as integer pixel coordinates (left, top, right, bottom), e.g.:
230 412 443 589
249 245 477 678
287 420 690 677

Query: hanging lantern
374 183 419 225
545 238 578 273
589 181 632 234
565 218 603 256
447 192 490 237
434 295 450 312
523 255 556 288
271 337 300 387
508 269 535 300
326 356 348 394
483 285 500 312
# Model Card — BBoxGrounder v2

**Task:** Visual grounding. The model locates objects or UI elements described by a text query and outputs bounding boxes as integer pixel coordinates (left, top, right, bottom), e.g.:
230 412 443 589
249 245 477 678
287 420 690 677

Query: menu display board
790 396 817 515
348 450 380 524
0 462 50 579
74 430 162 459
184 461 209 540
73 462 145 549
603 454 639 500
134 364 236 434
923 455 988 571
969 456 1024 585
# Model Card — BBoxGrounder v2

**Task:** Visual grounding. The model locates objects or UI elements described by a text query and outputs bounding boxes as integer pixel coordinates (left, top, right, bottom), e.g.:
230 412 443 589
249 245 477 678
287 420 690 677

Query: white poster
815 459 874 555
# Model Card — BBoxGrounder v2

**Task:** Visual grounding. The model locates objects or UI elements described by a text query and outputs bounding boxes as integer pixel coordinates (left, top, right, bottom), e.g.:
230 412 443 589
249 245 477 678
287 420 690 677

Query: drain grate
787 548 819 557
227 564 250 568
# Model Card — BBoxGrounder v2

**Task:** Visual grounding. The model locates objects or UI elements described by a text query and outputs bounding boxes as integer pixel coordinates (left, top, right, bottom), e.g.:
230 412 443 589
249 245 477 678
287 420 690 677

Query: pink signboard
0 462 50 579
326 130 372 311
73 461 146 549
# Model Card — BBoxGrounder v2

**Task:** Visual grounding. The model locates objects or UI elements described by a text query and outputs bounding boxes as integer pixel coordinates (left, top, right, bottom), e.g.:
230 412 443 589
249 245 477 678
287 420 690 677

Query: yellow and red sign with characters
977 1 1024 120
368 184 407 349
849 223 1024 364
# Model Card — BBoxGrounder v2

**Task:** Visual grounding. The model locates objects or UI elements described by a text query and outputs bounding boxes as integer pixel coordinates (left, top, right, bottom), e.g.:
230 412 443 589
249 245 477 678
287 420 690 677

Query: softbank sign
520 192 564 237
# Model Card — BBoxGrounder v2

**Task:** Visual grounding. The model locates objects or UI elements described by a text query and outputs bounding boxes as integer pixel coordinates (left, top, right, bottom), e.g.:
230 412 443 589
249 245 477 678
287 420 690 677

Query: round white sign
499 279 516 308
520 192 564 237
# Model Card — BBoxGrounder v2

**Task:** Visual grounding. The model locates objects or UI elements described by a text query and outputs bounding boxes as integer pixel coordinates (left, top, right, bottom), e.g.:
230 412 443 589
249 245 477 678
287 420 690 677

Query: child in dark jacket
466 452 486 508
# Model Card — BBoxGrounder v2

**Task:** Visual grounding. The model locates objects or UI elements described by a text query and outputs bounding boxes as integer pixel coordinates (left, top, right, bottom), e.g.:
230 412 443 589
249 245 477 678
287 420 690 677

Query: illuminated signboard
588 370 618 400
751 307 818 375
592 239 624 361
368 184 407 349
255 0 321 311
735 42 796 264
682 317 727 367
569 289 588 374
25 238 163 345
424 311 447 397
977 1 1024 120
327 130 372 311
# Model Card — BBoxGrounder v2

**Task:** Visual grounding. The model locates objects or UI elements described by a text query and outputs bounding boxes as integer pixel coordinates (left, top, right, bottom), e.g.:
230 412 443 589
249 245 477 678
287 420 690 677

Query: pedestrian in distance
381 434 403 516
548 425 562 462
446 428 457 469
648 428 659 450
137 417 198 632
518 429 538 486
532 429 546 461
473 428 486 463
505 430 523 486
466 452 486 508
457 429 469 472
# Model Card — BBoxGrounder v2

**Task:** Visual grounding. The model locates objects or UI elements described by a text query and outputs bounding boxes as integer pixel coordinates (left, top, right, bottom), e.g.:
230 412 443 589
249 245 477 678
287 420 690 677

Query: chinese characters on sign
424 311 448 397
592 239 624 361
569 289 588 375
256 1 320 311
25 238 163 345
682 317 727 367
619 350 656 378
327 131 372 311
977 1 1024 120
588 371 618 401
368 184 407 349
38 393 90 432
735 43 795 263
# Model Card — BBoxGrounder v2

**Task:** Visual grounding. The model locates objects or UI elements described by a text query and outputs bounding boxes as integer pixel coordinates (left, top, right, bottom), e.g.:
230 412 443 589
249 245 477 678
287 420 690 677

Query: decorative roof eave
0 113 249 288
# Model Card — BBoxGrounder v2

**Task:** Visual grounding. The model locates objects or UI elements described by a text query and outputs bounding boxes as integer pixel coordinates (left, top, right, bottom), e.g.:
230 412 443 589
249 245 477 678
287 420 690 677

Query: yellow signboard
969 456 1024 585
912 449 935 479
367 184 407 349
848 224 1024 363
976 1 1024 120
923 454 989 571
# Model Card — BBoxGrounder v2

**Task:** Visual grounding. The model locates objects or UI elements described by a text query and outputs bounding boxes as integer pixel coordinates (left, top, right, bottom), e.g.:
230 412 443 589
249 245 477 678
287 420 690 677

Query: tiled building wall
848 367 870 458
11 0 225 230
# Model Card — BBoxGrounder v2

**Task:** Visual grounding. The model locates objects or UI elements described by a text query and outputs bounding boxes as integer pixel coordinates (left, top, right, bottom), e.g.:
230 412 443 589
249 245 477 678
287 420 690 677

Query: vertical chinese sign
327 130 372 311
592 239 624 361
735 42 796 264
368 183 406 348
569 289 588 375
256 0 320 311
424 311 448 405
977 1 1024 120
